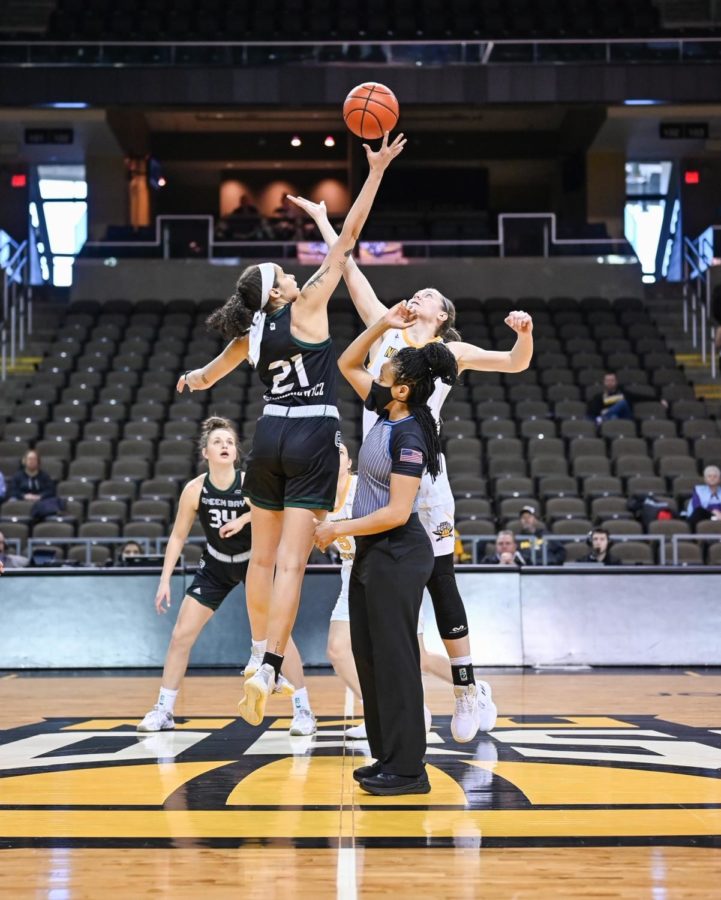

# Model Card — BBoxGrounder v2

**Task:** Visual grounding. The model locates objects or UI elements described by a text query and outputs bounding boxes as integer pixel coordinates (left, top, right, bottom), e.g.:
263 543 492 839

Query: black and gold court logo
1 715 720 847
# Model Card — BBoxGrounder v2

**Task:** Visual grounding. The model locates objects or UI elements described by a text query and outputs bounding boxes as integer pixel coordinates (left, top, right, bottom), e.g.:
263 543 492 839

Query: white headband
258 262 275 310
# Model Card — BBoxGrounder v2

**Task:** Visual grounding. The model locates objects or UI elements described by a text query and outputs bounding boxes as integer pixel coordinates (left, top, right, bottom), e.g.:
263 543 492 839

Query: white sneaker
451 682 498 742
238 663 274 726
345 721 367 739
476 680 498 733
289 708 317 736
424 704 433 733
273 674 295 696
242 648 264 678
451 684 481 743
137 706 175 733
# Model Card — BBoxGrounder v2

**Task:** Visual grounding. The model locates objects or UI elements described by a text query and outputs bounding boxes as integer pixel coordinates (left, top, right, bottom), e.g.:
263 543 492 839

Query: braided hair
206 264 277 340
392 342 458 480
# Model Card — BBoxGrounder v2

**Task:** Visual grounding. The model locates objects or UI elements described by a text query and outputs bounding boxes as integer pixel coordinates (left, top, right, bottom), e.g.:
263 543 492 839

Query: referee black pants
349 515 434 777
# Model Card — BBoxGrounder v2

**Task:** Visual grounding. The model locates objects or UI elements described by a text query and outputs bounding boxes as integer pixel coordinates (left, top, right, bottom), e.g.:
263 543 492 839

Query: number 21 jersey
256 304 338 408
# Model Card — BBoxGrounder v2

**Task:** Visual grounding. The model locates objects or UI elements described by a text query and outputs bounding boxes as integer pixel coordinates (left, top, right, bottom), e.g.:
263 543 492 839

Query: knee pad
426 553 469 640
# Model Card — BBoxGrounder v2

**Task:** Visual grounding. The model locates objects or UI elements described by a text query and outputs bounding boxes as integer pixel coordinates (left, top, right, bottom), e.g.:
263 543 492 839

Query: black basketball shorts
186 555 248 612
243 414 340 512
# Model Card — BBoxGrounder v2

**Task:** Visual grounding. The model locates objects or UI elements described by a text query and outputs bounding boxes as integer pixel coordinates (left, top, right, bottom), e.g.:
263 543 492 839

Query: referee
315 302 457 796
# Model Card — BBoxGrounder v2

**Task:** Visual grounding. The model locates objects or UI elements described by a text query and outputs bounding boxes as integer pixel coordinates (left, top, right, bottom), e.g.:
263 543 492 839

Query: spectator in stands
684 465 721 530
480 530 525 566
0 529 28 568
578 528 620 565
9 450 56 503
119 540 143 564
516 505 566 565
0 469 6 503
587 372 662 424
217 195 265 241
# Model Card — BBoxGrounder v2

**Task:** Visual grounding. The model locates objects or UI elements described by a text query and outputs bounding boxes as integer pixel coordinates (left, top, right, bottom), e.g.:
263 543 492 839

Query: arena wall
72 257 643 303
2 568 719 668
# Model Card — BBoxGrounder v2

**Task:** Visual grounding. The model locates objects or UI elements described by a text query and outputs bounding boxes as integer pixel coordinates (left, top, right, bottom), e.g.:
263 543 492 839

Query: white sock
157 687 178 714
252 639 267 657
293 687 311 712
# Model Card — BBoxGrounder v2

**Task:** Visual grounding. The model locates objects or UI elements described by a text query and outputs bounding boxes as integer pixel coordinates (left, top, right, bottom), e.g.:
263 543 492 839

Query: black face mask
364 381 395 413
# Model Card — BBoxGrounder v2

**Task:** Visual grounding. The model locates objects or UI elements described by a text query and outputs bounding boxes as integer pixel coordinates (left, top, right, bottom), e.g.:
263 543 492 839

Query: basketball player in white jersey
326 442 447 739
289 196 533 742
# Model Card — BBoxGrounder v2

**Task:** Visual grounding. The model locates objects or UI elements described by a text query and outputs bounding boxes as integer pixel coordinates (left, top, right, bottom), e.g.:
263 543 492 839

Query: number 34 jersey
256 304 338 408
197 470 251 557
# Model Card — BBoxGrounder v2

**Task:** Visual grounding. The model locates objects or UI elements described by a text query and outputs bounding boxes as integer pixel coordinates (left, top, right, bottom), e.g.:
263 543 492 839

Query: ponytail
206 264 273 340
392 342 458 480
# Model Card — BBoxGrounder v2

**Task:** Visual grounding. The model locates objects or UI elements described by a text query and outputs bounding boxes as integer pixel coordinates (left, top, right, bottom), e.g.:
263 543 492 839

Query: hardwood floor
0 669 719 898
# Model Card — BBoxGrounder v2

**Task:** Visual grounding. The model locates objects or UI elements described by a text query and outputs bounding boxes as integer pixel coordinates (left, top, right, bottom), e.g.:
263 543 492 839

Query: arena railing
1 37 721 67
683 226 719 380
456 531 721 566
0 234 30 383
19 532 721 567
82 212 634 262
24 534 206 567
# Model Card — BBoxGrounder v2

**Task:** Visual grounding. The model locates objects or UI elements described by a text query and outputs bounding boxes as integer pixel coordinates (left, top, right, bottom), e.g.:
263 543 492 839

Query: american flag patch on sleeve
399 448 424 464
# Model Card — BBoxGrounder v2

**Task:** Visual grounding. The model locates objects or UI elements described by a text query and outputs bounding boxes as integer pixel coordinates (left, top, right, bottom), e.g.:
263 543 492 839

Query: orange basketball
343 82 399 140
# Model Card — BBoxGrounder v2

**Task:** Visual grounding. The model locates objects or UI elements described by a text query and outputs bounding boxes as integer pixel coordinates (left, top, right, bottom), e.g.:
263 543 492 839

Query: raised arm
287 195 388 327
176 335 249 393
338 301 416 399
292 132 406 316
447 311 534 374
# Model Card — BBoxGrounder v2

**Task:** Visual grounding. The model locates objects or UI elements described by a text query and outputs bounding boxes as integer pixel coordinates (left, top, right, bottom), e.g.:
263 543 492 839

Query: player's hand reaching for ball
286 195 329 225
313 518 337 552
364 132 406 173
504 310 533 334
383 300 417 331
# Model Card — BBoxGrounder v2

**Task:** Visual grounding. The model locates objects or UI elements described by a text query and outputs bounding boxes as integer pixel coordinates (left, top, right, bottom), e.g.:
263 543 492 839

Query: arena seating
1 293 720 566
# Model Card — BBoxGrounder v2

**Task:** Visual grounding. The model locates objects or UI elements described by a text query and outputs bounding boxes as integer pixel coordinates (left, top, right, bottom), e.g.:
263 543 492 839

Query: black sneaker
359 772 431 796
353 760 381 783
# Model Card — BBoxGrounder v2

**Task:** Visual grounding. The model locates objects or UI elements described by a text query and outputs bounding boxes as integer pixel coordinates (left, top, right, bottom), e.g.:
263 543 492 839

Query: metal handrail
83 211 633 262
670 532 721 565
457 531 687 565
25 534 206 567
1 238 29 382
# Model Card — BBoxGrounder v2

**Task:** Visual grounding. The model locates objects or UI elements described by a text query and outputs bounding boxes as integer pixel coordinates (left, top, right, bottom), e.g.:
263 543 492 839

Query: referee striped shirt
353 414 428 519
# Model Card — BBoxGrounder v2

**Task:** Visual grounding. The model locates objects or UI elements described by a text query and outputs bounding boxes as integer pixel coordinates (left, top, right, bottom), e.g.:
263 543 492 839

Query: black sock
262 651 284 679
451 663 475 687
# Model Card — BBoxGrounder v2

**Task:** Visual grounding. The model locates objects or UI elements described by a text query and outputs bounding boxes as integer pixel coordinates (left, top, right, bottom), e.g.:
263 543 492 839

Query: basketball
343 82 399 140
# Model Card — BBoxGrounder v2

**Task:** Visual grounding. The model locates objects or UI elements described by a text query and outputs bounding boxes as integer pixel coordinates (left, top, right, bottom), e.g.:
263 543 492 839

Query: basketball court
1 668 720 897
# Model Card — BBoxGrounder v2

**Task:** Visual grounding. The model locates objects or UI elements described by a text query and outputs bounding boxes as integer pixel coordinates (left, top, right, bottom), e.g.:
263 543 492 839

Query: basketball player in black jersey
178 132 406 727
137 417 262 732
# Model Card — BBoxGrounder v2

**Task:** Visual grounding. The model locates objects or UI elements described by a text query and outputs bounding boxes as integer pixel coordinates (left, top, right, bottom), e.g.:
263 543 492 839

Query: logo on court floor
1 715 720 848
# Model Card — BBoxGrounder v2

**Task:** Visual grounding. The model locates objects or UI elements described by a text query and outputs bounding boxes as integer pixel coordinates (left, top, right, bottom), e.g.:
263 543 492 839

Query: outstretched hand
504 310 533 334
286 195 328 223
384 300 417 331
364 131 407 173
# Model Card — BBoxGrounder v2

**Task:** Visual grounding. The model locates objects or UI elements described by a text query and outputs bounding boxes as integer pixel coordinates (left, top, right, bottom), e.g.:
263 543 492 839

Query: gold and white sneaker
238 663 274 726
